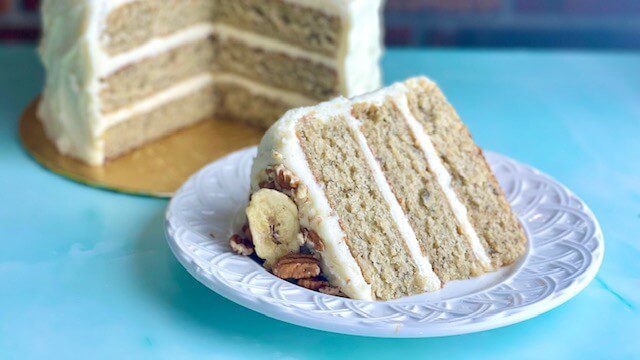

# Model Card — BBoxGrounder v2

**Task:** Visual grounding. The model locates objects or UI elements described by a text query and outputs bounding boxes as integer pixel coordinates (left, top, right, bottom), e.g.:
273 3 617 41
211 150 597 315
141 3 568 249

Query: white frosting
101 24 216 77
340 0 384 97
101 73 214 130
38 0 104 165
38 0 384 165
250 77 492 299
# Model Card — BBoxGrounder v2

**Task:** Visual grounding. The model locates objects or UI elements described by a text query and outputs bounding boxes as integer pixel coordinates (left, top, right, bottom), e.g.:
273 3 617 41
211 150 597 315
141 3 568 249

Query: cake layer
215 0 341 56
296 115 428 300
103 77 299 159
104 83 217 159
405 78 527 268
100 29 339 113
353 99 486 282
103 0 341 56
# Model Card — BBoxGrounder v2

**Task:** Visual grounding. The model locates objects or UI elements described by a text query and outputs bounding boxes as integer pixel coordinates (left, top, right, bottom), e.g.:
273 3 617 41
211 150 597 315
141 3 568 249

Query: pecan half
302 228 324 251
229 234 254 256
272 253 320 279
297 277 329 291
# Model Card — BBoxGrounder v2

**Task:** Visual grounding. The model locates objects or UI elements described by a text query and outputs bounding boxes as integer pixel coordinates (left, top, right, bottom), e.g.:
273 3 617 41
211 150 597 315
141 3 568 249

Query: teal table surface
1 45 639 359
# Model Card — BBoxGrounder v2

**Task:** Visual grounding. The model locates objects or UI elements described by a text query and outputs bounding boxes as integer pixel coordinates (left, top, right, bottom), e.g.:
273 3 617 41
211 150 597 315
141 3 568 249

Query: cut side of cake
38 0 384 165
236 77 527 301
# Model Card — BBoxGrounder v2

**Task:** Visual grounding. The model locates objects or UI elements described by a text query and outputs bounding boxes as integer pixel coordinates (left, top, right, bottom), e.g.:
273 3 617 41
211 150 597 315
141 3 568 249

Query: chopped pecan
274 165 300 191
297 277 329 291
318 286 345 297
229 234 254 256
302 228 324 251
272 253 320 279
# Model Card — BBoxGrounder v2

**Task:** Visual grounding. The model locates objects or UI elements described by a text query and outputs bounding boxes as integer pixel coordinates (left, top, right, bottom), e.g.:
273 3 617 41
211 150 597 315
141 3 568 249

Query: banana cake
232 77 527 301
38 0 385 165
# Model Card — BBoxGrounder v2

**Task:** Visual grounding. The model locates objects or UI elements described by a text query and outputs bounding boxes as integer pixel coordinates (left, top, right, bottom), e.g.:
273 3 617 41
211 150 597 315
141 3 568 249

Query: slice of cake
38 0 385 165
232 76 527 301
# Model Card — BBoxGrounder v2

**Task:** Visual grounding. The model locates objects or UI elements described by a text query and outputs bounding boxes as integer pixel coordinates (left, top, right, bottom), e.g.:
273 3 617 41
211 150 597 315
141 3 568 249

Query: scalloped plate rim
165 146 604 338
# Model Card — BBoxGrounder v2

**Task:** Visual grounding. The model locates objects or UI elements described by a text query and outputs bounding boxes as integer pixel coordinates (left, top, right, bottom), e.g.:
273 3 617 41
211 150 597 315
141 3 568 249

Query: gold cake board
19 98 264 198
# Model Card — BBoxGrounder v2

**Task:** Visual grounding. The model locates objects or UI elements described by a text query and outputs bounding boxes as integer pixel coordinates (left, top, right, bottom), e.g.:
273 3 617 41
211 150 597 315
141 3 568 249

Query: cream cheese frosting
38 0 385 165
340 0 384 97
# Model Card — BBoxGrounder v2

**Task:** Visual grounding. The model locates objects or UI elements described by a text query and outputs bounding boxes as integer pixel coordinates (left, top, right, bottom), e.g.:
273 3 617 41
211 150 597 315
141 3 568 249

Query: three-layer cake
38 0 384 165
242 77 527 300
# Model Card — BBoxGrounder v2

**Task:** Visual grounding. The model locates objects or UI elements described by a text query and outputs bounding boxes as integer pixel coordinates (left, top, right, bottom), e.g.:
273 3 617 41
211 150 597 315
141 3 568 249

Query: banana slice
246 189 302 267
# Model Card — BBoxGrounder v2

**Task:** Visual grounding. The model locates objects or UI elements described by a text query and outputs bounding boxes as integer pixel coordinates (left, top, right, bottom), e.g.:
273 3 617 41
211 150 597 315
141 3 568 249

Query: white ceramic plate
165 147 604 337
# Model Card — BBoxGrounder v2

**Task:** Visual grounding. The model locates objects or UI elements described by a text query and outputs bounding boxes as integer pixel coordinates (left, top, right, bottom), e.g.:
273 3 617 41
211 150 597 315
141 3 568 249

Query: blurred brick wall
386 0 640 48
0 0 39 41
1 0 640 49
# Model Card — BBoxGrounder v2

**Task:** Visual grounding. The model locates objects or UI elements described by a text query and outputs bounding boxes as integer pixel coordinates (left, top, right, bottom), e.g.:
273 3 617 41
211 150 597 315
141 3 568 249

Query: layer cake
38 0 384 165
235 77 527 300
